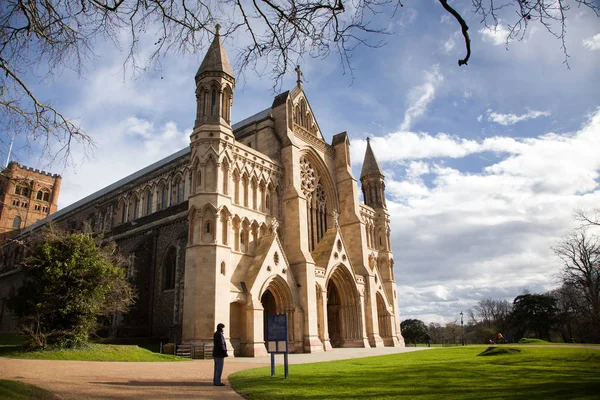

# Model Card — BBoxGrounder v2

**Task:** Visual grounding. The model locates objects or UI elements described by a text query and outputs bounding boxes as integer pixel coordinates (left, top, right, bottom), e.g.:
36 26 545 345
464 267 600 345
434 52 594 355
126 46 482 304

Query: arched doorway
326 266 363 348
376 293 393 346
259 276 297 352
261 289 277 344
327 280 341 347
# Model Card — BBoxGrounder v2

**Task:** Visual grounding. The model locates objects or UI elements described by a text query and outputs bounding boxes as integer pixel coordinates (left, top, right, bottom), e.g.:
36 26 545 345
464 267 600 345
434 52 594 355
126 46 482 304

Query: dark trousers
213 357 224 384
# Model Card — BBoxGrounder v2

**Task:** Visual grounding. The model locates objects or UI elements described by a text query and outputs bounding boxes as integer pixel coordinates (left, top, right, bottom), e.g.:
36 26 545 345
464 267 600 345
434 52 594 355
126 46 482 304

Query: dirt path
0 346 429 399
0 358 254 399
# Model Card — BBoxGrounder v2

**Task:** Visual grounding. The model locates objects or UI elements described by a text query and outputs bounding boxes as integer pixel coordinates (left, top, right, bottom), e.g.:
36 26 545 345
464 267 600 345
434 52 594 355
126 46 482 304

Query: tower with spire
360 138 386 210
182 24 237 353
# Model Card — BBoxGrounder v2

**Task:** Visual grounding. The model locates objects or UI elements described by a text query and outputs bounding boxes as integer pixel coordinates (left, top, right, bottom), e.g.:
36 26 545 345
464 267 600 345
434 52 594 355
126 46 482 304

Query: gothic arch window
36 190 43 200
144 188 153 216
128 194 139 221
118 200 127 224
233 218 240 251
15 185 30 197
242 174 249 207
222 86 232 122
300 100 306 127
163 247 177 291
211 88 217 116
221 261 226 275
159 183 168 209
233 170 240 204
251 178 258 210
300 156 330 251
12 216 21 230
220 209 229 245
172 175 184 204
205 157 217 192
221 161 229 195
265 193 271 215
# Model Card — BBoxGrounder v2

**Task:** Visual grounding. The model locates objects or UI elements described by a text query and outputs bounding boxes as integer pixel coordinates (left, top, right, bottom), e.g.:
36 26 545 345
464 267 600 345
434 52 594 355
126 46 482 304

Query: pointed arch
162 246 178 291
221 157 230 195
220 207 230 245
205 155 217 192
201 203 217 244
172 173 185 204
326 264 363 348
128 192 139 221
117 198 127 225
376 292 393 346
142 186 153 216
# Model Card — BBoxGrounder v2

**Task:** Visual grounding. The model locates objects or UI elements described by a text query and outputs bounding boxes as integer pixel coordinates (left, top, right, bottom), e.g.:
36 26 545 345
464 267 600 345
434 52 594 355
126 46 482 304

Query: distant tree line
402 212 600 345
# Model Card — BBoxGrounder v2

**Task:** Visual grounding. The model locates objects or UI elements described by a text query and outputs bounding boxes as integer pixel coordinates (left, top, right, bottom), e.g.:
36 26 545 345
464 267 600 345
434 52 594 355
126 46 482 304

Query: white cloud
58 118 190 208
443 38 455 53
487 109 551 126
350 131 524 165
399 65 444 131
480 24 511 46
583 33 600 50
385 109 600 321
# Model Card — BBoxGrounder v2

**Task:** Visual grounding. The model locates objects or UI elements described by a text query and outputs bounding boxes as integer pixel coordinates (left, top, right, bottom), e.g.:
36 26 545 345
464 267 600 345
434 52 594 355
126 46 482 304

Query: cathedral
0 27 404 356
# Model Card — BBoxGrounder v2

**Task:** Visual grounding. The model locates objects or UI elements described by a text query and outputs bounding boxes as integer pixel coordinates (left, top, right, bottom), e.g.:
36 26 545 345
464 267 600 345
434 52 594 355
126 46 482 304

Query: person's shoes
214 383 225 386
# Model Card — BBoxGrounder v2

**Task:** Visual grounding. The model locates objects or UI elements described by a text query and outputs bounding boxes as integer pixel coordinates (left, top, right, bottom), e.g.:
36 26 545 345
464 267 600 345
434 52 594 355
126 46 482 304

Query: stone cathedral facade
0 28 404 356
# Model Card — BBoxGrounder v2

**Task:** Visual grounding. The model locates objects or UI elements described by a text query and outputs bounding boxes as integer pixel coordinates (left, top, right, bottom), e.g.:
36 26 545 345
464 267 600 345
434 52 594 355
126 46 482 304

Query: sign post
266 314 289 378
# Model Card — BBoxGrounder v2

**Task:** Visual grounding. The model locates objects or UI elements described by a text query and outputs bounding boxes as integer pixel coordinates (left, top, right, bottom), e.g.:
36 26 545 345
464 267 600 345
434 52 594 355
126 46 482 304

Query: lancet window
300 156 329 251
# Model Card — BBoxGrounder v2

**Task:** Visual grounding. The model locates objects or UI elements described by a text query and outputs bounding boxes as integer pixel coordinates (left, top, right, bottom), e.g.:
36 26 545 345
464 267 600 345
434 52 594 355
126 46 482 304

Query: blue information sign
267 314 288 342
266 314 289 378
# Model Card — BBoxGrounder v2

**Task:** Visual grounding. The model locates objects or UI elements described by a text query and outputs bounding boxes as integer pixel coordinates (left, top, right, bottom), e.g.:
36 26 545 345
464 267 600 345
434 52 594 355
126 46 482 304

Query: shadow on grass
478 346 522 356
230 348 600 399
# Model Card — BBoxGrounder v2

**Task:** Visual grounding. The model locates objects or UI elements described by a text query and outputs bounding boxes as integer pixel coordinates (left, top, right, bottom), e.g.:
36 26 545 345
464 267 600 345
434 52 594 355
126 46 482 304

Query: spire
360 137 384 179
195 24 234 79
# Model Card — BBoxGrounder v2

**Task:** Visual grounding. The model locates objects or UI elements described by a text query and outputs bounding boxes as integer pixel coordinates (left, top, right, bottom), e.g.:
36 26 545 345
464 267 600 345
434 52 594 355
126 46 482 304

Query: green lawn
0 342 188 362
0 380 56 400
229 346 600 399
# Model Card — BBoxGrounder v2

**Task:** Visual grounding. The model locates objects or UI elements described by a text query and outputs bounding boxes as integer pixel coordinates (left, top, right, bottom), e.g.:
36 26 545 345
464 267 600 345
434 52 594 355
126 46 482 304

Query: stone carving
300 157 316 196
269 217 279 234
332 210 340 228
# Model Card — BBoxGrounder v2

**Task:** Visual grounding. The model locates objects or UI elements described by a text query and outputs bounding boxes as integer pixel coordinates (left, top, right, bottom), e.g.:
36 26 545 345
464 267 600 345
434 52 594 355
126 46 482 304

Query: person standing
213 323 228 386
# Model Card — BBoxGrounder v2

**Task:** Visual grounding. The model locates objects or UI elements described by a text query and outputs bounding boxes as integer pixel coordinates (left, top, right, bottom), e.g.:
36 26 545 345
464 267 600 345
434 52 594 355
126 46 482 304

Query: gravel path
0 346 429 399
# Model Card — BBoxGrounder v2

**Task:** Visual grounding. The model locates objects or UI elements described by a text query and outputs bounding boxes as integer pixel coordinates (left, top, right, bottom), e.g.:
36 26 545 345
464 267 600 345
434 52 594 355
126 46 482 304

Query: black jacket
213 331 228 358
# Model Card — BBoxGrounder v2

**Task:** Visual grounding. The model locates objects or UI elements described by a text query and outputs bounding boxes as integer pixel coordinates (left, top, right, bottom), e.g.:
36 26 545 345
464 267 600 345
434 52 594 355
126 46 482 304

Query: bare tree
575 209 600 227
553 230 600 341
473 298 511 329
1 0 598 164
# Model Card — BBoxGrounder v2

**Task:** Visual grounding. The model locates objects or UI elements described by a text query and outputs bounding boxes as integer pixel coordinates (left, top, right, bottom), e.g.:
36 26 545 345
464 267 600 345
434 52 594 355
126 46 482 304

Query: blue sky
2 1 600 324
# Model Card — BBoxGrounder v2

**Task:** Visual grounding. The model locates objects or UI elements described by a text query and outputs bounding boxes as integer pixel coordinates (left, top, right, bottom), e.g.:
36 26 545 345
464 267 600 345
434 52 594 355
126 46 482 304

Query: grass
0 332 187 361
229 346 600 399
0 380 56 400
0 342 189 362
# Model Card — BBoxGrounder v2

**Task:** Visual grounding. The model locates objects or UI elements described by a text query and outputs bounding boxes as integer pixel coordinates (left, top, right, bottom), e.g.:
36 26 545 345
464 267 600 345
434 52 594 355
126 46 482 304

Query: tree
400 318 427 345
472 298 512 330
8 226 135 348
510 293 558 341
553 229 600 342
2 1 598 163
